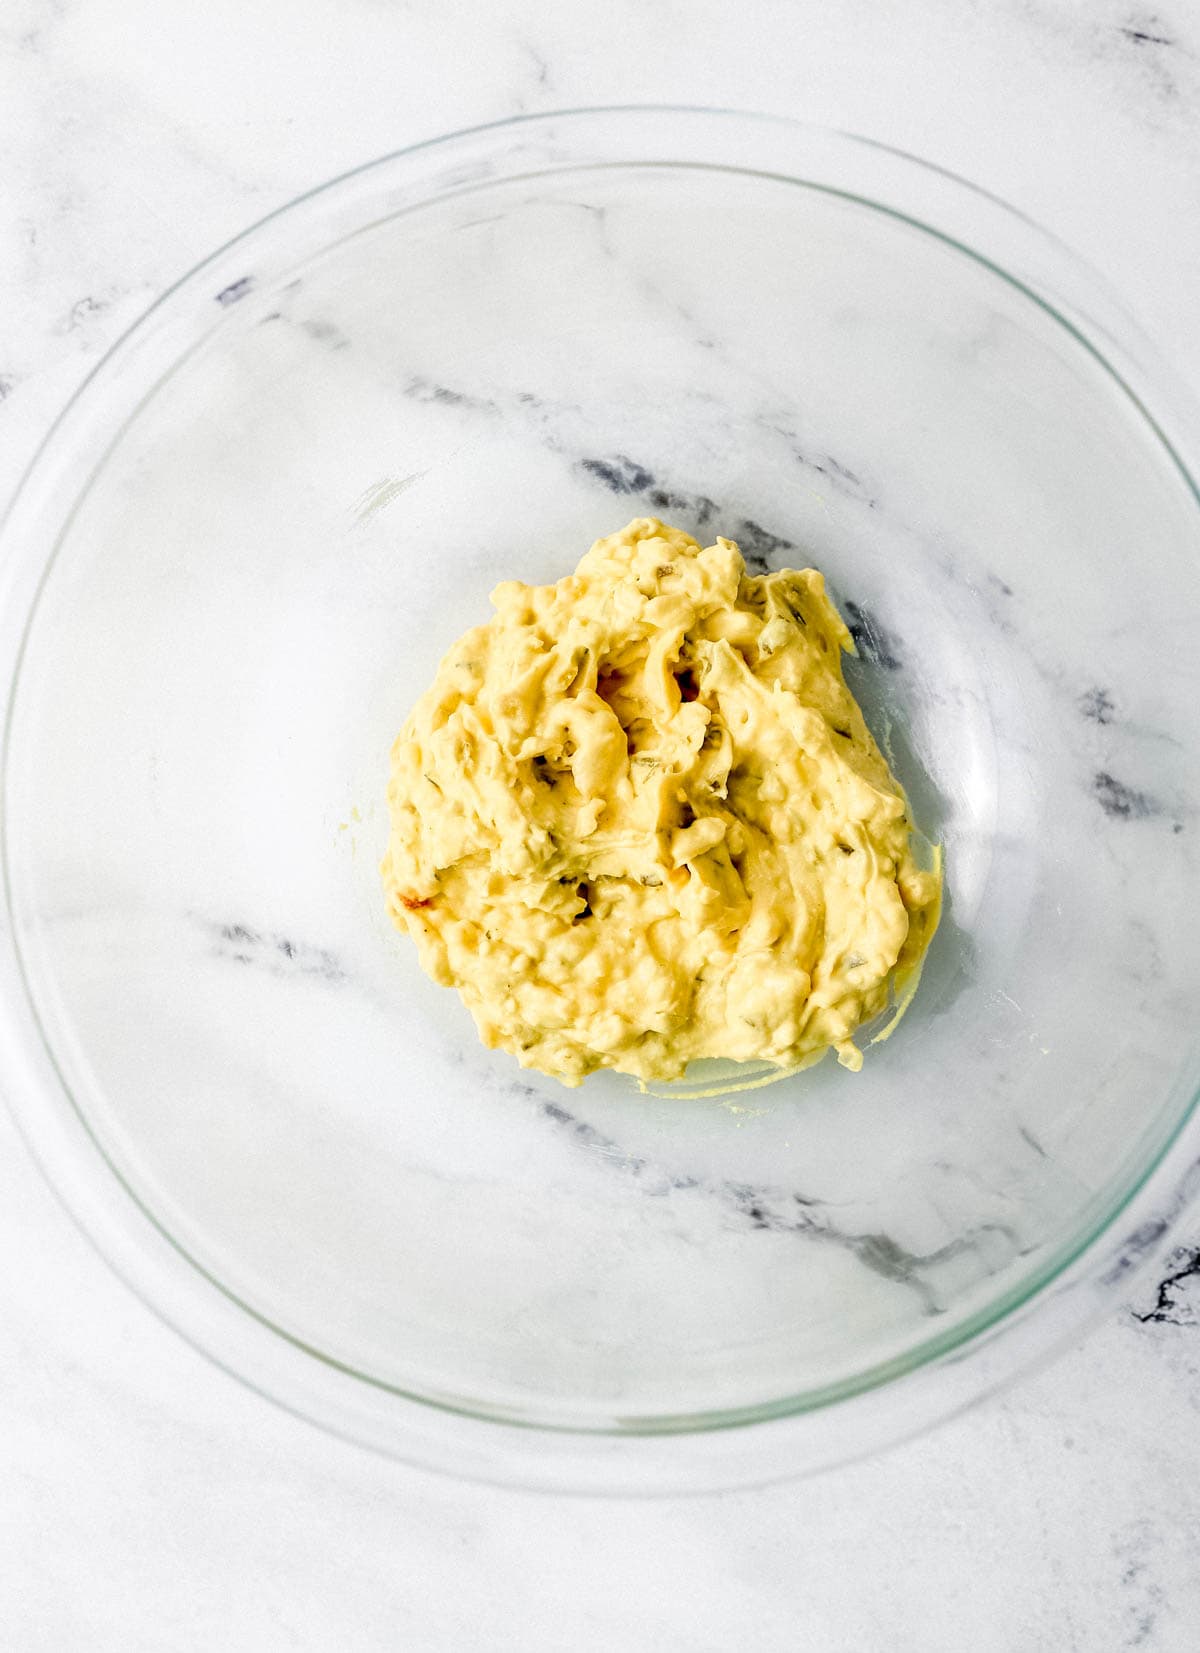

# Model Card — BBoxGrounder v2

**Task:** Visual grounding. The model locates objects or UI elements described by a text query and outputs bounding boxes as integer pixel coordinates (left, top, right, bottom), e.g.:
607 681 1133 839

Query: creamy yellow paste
382 519 941 1086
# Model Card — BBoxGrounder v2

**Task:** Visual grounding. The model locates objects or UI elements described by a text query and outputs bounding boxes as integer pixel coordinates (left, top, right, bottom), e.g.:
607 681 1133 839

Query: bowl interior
7 148 1200 1430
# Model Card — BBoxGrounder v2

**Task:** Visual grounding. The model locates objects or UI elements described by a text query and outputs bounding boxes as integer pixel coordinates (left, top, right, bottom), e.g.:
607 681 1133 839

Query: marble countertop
3 1 1200 1647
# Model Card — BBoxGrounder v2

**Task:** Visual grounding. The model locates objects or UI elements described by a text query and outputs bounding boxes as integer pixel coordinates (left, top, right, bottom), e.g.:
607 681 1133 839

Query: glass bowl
3 108 1200 1494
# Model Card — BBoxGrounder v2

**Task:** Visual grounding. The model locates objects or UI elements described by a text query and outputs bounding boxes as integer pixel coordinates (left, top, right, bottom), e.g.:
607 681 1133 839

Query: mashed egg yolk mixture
382 518 941 1086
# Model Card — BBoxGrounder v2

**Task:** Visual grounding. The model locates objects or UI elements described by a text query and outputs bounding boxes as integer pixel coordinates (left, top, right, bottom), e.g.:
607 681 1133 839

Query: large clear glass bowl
3 109 1200 1493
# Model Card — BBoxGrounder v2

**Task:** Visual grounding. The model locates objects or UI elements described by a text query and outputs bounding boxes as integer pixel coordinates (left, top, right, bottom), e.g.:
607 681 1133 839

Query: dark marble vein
1093 770 1159 820
842 599 903 670
215 275 254 307
580 454 655 494
1112 10 1183 102
521 37 551 87
60 294 109 332
1018 1123 1049 1159
536 1097 1018 1313
574 454 802 572
806 450 871 498
1102 1216 1170 1288
402 373 499 416
1133 1244 1200 1326
204 917 348 985
1120 25 1174 47
730 517 800 572
645 484 719 533
1080 686 1116 725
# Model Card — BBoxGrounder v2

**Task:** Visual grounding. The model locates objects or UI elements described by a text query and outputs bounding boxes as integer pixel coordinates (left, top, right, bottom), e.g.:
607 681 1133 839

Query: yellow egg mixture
382 519 941 1086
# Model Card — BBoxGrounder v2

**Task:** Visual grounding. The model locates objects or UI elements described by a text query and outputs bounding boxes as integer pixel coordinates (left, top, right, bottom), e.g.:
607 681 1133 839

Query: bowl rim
3 104 1200 1491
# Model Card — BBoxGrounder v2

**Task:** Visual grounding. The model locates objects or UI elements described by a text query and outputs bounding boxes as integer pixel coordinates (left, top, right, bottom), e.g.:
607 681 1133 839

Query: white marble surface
3 1 1200 1647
